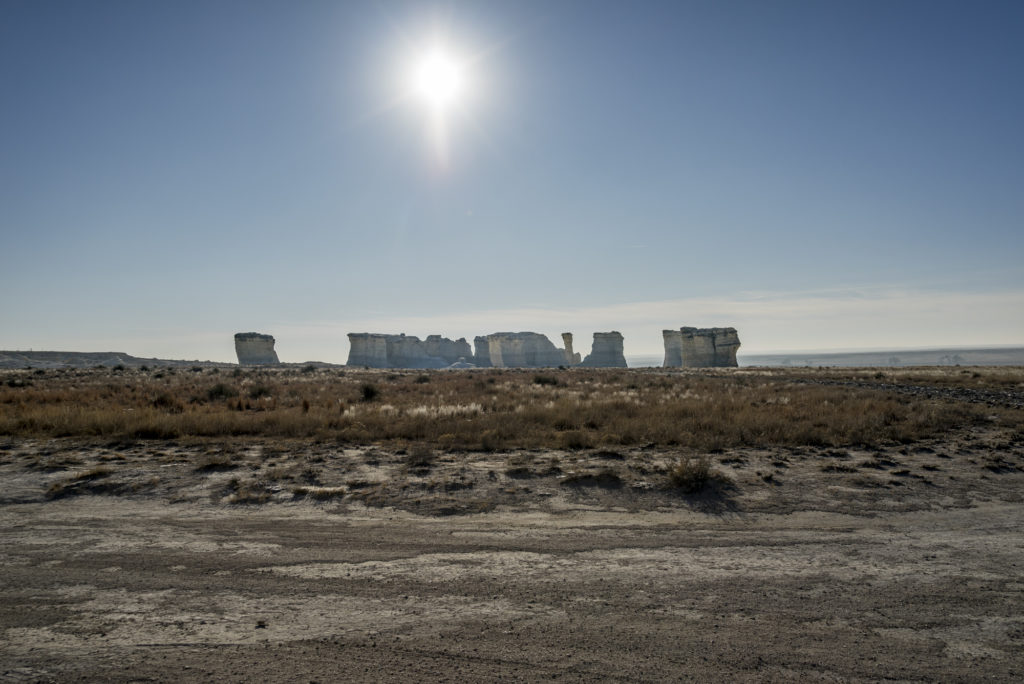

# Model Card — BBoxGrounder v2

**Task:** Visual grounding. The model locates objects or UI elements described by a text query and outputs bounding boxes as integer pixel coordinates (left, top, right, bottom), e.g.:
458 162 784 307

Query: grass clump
560 430 592 450
194 453 237 472
293 485 346 501
152 393 183 413
45 466 113 499
404 444 436 474
668 456 727 493
248 385 272 400
223 477 271 504
207 383 238 401
360 383 380 402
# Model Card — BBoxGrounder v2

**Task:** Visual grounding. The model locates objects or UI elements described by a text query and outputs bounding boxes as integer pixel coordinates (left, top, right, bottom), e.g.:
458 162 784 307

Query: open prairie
2 366 1024 681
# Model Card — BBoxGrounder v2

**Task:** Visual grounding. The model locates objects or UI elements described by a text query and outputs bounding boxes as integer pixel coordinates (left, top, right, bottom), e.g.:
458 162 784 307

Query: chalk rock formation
710 328 741 367
562 333 582 365
347 333 472 369
474 332 572 368
473 336 492 367
663 330 684 367
347 334 390 368
425 335 473 363
234 333 279 365
580 332 627 368
665 327 740 367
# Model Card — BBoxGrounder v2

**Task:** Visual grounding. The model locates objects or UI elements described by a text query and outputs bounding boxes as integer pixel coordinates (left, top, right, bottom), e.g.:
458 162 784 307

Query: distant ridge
0 351 231 369
628 346 1024 368
740 346 1024 368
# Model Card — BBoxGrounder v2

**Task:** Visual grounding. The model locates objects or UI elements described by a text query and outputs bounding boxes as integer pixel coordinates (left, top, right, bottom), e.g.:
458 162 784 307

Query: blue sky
2 0 1022 362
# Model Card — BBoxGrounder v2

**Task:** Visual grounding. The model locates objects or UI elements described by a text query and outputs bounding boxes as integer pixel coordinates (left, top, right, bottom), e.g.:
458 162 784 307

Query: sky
2 0 1022 362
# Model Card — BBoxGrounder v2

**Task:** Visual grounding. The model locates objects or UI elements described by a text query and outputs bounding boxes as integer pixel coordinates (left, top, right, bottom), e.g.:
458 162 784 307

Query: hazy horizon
3 1 1022 362
4 336 1024 367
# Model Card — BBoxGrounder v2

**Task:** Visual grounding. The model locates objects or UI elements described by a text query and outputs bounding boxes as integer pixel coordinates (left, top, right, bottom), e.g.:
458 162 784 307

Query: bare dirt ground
3 375 1024 681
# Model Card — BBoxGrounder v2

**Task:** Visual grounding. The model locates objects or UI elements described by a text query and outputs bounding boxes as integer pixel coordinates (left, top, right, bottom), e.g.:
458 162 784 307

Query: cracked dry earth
2 429 1024 682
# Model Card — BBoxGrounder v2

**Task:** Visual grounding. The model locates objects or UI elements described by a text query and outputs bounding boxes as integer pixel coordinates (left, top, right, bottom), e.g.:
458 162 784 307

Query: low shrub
207 383 238 401
560 430 591 450
248 385 271 400
404 444 435 473
669 456 722 493
223 477 271 504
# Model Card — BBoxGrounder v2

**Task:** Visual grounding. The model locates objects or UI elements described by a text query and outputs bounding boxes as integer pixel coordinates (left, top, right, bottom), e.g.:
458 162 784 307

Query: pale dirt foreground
2 434 1024 682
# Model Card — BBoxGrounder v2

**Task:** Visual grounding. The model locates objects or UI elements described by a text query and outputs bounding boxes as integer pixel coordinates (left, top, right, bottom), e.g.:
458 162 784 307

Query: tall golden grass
1 366 1014 450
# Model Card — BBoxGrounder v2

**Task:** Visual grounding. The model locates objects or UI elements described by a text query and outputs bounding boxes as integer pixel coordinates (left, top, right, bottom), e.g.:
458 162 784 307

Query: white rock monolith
580 332 627 368
234 333 279 365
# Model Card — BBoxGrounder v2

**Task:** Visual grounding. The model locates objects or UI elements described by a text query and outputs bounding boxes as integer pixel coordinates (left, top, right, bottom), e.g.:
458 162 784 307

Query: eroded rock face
707 328 741 367
474 332 573 368
347 330 607 368
665 327 741 367
663 330 684 367
562 333 582 366
347 333 472 369
234 333 279 365
473 336 492 367
580 332 627 368
425 335 473 363
385 335 429 368
347 334 390 368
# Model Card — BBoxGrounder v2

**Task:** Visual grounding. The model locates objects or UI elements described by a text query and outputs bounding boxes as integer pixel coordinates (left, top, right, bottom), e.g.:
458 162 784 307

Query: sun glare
412 49 465 111
404 40 475 168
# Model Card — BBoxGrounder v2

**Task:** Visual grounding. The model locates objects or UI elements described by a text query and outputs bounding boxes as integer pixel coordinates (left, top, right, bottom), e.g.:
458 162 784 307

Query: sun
411 48 465 111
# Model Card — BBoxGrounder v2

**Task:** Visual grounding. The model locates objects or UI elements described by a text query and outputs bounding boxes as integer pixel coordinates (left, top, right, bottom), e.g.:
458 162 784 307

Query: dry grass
292 485 347 501
45 465 113 499
220 476 272 504
1 366 1018 451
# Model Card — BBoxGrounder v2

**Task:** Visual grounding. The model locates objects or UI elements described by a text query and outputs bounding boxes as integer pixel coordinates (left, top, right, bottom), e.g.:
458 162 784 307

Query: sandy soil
2 425 1024 682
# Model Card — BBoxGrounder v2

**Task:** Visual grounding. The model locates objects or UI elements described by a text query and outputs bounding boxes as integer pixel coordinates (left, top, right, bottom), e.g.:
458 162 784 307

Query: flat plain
2 366 1023 681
